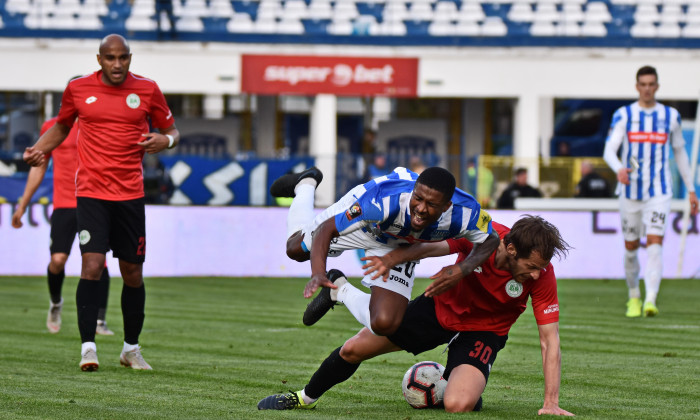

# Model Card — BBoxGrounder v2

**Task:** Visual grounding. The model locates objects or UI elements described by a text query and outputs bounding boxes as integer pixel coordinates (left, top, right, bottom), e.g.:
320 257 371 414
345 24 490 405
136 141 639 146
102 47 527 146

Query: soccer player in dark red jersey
258 216 575 416
13 116 114 336
24 34 179 372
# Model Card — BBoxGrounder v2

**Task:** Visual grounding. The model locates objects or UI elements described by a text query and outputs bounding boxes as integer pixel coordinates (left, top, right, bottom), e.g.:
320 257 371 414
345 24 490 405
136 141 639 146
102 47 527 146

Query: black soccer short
388 294 508 383
49 208 78 254
77 197 146 264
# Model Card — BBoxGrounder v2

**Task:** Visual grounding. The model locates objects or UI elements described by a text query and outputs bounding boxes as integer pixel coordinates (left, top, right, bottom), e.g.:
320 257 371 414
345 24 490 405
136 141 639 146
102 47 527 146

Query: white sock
81 341 96 355
644 244 663 304
624 249 641 299
287 184 316 239
337 282 375 334
123 342 139 353
300 389 317 404
329 277 348 302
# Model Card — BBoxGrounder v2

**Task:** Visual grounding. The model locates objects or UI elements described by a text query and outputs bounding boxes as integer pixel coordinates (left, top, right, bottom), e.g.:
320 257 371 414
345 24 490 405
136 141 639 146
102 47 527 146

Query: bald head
99 34 130 55
97 34 131 86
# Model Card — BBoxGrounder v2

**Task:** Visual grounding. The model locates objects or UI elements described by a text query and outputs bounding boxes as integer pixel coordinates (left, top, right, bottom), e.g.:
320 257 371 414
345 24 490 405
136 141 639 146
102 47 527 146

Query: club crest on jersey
126 93 141 109
346 203 362 220
505 279 523 298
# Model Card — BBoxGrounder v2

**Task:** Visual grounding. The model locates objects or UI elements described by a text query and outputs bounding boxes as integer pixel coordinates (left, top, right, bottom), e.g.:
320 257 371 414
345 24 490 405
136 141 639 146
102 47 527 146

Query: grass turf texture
1 276 699 419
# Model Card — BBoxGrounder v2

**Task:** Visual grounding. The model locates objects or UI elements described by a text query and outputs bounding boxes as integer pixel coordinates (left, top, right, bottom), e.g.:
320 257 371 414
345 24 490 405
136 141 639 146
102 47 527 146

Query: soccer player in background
12 114 114 336
24 34 179 371
603 65 698 318
258 216 574 416
269 166 499 336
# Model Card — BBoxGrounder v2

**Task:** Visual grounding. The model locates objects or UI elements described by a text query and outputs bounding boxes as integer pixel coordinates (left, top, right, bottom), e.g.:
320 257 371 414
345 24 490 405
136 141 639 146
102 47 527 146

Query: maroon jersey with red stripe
56 71 174 200
434 222 560 336
41 117 77 209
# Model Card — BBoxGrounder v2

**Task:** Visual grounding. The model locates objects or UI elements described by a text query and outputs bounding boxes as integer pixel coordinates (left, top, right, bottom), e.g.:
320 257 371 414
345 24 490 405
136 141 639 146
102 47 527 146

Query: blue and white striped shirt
334 168 492 247
604 101 685 200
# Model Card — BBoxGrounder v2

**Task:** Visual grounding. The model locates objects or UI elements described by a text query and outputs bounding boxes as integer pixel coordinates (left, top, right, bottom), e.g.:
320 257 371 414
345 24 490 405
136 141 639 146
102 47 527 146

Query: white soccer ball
401 361 447 409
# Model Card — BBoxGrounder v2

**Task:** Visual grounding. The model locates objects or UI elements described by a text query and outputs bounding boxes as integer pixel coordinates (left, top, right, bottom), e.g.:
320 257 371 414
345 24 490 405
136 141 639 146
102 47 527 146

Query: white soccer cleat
96 321 115 336
80 348 99 372
120 347 153 370
47 299 63 334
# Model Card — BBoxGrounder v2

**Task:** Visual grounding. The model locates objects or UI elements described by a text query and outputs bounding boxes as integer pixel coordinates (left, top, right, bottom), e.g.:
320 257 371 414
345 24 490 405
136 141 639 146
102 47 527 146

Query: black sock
47 266 64 304
122 284 145 345
76 279 100 343
304 347 361 400
97 268 110 322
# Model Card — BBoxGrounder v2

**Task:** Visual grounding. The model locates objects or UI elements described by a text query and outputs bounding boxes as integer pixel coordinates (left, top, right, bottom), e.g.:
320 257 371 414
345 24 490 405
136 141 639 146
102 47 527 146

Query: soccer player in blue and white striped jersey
272 166 499 336
603 65 698 318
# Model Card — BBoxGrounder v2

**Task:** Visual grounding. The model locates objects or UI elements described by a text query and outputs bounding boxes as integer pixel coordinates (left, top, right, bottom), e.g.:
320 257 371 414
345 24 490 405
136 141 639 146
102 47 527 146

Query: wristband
166 134 175 149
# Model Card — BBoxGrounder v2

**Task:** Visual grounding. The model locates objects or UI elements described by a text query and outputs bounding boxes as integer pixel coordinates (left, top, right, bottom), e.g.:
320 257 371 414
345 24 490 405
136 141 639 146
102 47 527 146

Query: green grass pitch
1 275 699 419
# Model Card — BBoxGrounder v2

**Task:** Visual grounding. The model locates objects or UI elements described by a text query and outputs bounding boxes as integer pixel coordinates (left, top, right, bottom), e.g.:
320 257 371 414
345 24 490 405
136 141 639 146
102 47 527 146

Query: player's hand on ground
23 147 45 167
361 256 392 281
304 273 337 298
617 167 632 185
424 264 464 297
137 133 167 154
11 204 26 228
537 405 574 416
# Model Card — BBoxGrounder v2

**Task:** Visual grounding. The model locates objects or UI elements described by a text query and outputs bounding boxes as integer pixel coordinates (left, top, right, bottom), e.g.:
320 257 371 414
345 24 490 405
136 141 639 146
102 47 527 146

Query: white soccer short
300 184 417 299
619 194 672 241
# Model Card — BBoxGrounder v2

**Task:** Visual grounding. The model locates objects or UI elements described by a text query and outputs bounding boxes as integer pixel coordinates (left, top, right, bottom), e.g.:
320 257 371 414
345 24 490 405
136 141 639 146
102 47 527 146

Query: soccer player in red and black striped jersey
24 34 179 372
258 216 574 416
13 115 113 336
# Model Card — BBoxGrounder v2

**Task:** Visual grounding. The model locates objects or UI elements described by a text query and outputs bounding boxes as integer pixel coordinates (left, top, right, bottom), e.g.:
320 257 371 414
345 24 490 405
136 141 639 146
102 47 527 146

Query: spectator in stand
575 160 612 198
408 155 427 174
365 153 390 181
497 167 542 209
155 0 176 39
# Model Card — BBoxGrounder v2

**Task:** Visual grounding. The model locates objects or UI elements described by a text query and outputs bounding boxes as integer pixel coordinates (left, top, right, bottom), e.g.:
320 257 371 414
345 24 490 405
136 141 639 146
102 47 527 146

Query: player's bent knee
339 341 368 364
443 395 479 413
369 315 401 336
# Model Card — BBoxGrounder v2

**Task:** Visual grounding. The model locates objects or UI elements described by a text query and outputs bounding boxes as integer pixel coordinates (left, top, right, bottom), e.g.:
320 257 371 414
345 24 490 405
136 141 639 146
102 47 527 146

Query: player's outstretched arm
304 218 340 298
12 162 49 228
24 123 71 167
361 241 450 281
537 322 574 416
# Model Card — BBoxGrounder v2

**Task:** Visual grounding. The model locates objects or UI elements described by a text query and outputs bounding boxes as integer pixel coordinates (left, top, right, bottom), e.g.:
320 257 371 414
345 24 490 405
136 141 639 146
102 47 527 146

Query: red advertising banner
241 55 418 97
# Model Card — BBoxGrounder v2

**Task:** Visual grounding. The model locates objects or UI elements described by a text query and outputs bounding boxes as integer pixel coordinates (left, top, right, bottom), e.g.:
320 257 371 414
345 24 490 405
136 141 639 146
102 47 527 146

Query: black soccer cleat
302 269 346 326
269 167 323 198
257 390 318 410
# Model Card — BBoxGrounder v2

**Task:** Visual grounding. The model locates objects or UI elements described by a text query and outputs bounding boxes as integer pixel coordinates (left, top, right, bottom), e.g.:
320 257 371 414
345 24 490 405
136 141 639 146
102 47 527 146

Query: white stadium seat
657 22 681 37
277 16 305 33
226 12 254 32
307 0 332 20
455 20 480 35
682 23 700 37
458 2 486 23
408 2 433 21
176 16 205 31
634 4 660 24
333 2 359 21
210 0 235 18
327 17 354 35
561 3 584 23
630 22 657 37
584 2 612 23
558 21 582 36
508 3 534 22
428 20 455 36
580 20 607 36
254 17 278 33
530 20 557 36
283 0 309 20
5 0 32 14
480 16 507 36
383 2 408 22
533 3 560 23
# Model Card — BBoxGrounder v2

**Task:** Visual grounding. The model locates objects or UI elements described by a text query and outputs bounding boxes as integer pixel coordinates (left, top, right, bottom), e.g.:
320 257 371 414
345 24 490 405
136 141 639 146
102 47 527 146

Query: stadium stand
2 0 700 45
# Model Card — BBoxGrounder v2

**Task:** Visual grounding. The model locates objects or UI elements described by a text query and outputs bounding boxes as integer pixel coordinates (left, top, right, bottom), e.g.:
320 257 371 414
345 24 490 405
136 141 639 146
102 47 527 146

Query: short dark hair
503 215 571 262
636 65 657 82
514 167 528 176
415 167 456 202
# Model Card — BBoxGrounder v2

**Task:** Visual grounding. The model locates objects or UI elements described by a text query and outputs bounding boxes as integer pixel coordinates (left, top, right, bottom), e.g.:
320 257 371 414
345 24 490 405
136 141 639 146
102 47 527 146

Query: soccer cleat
79 348 99 372
47 299 63 334
96 320 115 336
120 346 153 370
269 167 323 198
625 297 642 318
257 390 318 410
643 301 659 317
302 269 346 326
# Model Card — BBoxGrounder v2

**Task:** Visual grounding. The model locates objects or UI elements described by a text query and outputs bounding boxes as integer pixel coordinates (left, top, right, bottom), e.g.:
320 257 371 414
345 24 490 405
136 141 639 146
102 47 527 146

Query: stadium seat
307 0 332 20
561 3 584 23
458 2 486 23
383 2 408 22
630 21 656 37
580 20 607 36
584 2 612 23
176 16 204 31
480 16 507 36
687 5 700 24
283 0 308 20
407 2 433 21
633 3 660 24
256 0 280 21
354 14 378 34
210 0 235 18
327 16 354 34
507 3 534 22
333 1 359 21
254 16 277 33
5 0 32 14
656 21 680 37
530 20 557 36
455 20 480 35
84 0 109 16
428 20 455 35
130 0 156 19
277 16 305 33
434 0 457 17
125 15 157 30
532 3 560 23
226 12 254 32
558 21 582 36
682 23 700 37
